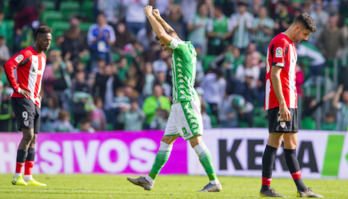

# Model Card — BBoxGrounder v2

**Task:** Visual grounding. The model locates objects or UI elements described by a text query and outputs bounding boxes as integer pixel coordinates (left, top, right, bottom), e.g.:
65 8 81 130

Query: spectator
297 41 326 78
320 111 337 131
41 95 60 132
252 6 274 55
316 13 346 60
136 24 156 51
91 97 107 131
53 110 75 132
273 0 293 35
235 52 261 89
61 17 89 66
219 94 239 128
230 1 254 52
187 3 209 56
141 62 155 98
117 56 129 81
14 3 45 51
0 35 10 62
87 13 116 72
118 99 145 131
72 70 93 126
201 68 226 122
0 82 13 132
296 64 305 98
332 85 348 131
122 0 148 35
142 84 171 129
153 50 170 74
201 104 212 129
155 71 171 98
100 64 123 110
79 118 95 133
114 22 134 55
179 0 198 25
339 65 348 91
0 12 10 45
97 0 124 24
309 0 329 45
301 91 335 130
240 69 259 104
164 5 185 39
206 6 232 55
51 50 73 95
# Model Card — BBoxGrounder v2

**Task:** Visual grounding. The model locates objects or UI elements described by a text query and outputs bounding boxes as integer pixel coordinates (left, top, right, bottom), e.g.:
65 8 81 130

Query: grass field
0 174 347 199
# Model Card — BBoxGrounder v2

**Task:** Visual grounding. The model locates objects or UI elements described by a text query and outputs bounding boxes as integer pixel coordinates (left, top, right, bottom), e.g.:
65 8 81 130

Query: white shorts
164 100 203 140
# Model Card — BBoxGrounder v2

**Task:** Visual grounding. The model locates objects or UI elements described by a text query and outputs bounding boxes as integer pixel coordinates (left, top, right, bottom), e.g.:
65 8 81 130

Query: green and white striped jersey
169 38 199 103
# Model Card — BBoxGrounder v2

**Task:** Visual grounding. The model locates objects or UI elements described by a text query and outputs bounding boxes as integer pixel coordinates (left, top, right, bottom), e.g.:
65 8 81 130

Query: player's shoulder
19 46 35 57
13 47 34 63
271 34 291 46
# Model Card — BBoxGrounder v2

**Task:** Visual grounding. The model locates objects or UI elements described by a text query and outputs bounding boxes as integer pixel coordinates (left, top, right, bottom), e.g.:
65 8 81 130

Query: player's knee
189 135 202 148
22 131 35 143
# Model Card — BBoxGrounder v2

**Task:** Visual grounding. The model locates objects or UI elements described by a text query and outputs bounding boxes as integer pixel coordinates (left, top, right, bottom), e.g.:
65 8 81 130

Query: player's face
36 33 52 51
294 26 311 43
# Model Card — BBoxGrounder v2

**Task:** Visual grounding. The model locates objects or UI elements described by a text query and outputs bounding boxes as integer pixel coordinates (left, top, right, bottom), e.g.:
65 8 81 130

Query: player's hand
18 87 30 98
144 5 153 16
152 9 161 19
278 105 291 122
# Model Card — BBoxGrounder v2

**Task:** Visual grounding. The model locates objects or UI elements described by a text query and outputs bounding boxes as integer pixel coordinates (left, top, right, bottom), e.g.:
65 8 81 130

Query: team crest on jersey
15 54 24 63
275 47 283 58
24 121 29 127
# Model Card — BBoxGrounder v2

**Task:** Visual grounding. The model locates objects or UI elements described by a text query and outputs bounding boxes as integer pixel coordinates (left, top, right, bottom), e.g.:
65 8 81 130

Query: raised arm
332 84 344 109
144 5 172 45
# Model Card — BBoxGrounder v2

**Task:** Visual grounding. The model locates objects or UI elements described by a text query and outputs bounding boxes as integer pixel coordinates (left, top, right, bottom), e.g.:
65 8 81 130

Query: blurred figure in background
62 17 89 67
187 3 209 56
206 5 232 55
87 13 116 72
332 85 348 131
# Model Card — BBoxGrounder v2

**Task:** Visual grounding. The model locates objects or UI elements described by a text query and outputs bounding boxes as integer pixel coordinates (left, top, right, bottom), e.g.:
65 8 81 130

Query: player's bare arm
144 5 172 45
271 65 291 121
152 9 175 36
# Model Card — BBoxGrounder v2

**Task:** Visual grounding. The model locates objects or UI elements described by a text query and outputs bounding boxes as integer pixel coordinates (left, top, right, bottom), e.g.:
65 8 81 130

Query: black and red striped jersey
4 46 46 107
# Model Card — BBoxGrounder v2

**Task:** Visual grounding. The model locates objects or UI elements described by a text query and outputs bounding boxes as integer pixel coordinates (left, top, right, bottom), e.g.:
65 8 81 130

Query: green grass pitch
0 174 347 198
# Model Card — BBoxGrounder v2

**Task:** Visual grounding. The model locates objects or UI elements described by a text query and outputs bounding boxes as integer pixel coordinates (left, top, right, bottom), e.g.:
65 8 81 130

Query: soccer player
5 25 52 186
127 5 222 192
260 13 323 197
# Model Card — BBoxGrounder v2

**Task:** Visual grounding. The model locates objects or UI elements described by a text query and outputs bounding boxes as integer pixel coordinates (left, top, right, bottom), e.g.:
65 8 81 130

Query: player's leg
260 133 284 197
283 133 322 198
12 128 35 185
260 107 285 197
127 106 179 190
189 135 222 192
127 135 179 190
11 98 35 185
25 106 46 186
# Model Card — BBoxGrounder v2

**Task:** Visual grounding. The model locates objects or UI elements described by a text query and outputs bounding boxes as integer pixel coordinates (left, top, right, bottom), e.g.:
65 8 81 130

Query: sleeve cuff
273 62 285 67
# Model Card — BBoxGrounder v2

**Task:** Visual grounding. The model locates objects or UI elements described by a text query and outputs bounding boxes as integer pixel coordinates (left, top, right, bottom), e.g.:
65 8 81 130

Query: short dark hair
34 25 52 40
294 13 316 32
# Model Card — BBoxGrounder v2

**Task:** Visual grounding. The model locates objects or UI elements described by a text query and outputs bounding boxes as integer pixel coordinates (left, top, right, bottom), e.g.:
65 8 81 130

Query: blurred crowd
0 0 348 133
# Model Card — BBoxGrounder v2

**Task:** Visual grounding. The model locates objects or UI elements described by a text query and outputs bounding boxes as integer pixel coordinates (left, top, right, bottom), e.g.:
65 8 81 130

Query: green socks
148 142 173 180
194 143 218 181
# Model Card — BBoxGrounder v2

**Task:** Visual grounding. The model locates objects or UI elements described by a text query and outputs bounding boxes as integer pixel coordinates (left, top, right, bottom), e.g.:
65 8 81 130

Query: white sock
210 179 220 185
13 173 21 178
145 175 154 184
24 175 33 182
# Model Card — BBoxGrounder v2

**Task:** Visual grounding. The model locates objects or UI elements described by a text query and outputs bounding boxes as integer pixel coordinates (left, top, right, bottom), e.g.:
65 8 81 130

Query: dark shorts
268 107 298 133
11 97 41 133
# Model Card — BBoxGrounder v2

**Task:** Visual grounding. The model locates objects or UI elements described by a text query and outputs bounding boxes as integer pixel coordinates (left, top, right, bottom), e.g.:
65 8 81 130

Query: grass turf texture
0 174 347 199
